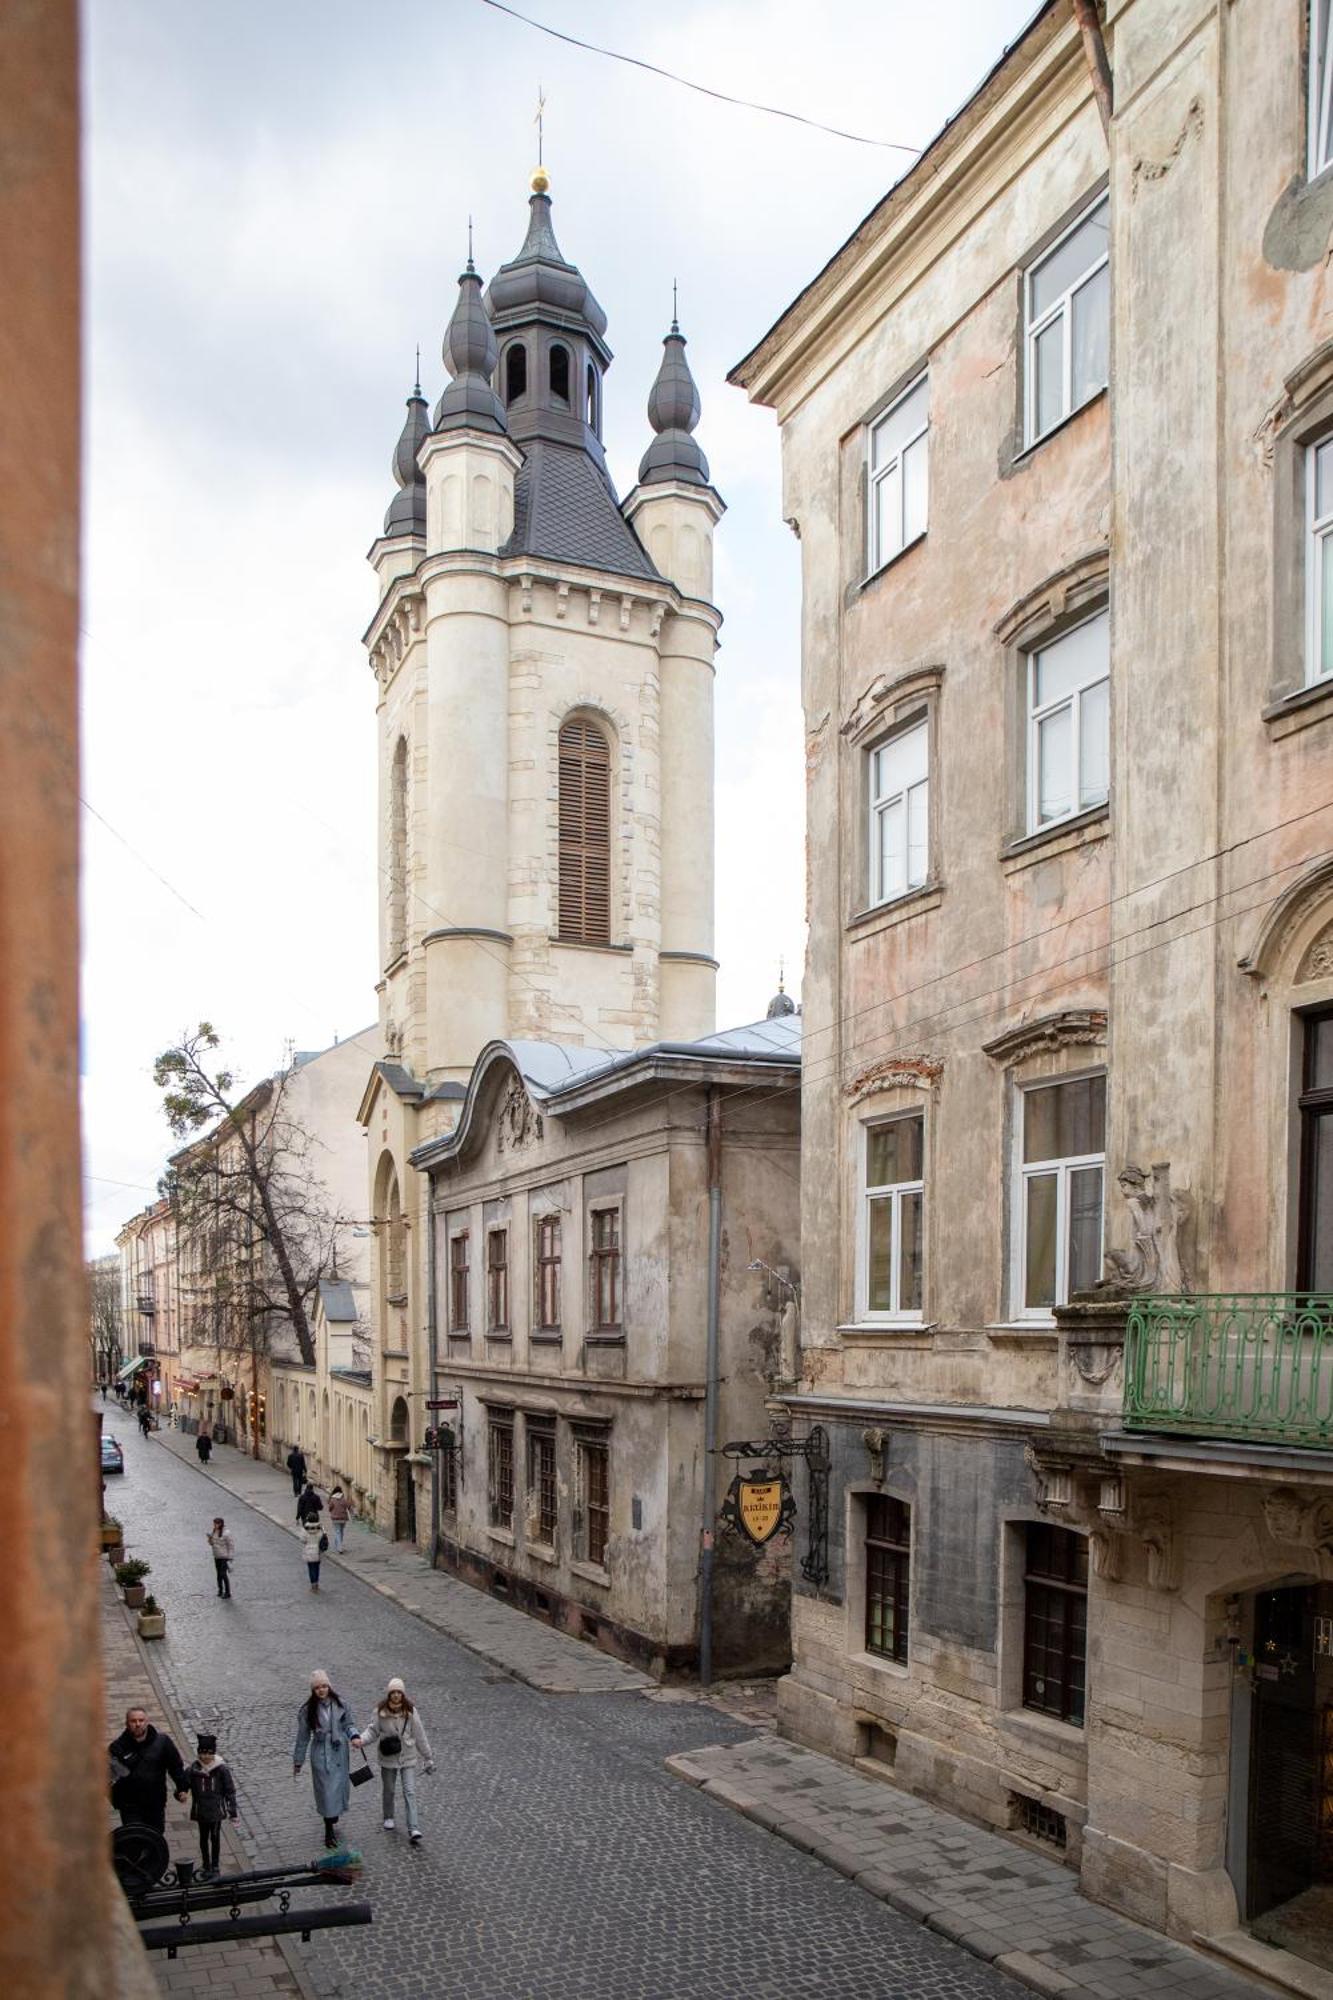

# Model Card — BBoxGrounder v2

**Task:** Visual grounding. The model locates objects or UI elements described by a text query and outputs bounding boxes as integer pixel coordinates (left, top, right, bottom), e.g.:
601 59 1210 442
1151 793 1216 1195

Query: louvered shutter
558 719 611 943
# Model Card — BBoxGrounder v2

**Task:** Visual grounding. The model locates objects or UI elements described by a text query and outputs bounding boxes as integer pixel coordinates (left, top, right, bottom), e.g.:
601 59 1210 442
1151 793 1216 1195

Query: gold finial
530 165 550 194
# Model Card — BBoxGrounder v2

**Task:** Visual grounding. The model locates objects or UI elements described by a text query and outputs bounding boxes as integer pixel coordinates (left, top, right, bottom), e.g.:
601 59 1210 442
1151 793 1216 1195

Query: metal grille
557 718 611 944
1022 1523 1087 1726
527 1421 557 1545
865 1495 911 1663
1125 1292 1333 1446
487 1412 514 1529
1010 1792 1067 1849
579 1436 610 1567
590 1208 622 1330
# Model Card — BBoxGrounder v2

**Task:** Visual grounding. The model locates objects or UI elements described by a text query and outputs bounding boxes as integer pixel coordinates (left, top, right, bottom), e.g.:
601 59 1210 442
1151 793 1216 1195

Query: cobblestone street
108 1416 1021 1999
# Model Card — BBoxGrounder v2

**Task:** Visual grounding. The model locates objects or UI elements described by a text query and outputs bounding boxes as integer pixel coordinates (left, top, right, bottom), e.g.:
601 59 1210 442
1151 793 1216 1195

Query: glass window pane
1031 200 1109 320
877 720 928 796
903 432 928 543
874 462 901 563
1025 1173 1058 1309
1070 262 1109 407
1037 706 1073 823
1079 677 1109 808
1034 614 1109 709
906 779 929 888
1308 1014 1333 1092
867 1116 923 1188
1315 441 1333 522
873 377 928 468
1024 1076 1105 1163
1321 531 1333 679
899 1189 923 1313
877 797 904 900
867 1196 893 1312
1034 316 1064 437
1309 1111 1333 1293
1068 1165 1104 1295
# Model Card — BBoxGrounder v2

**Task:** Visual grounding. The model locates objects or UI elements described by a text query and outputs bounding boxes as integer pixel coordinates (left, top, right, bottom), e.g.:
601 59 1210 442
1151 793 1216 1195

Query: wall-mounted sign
721 1471 795 1549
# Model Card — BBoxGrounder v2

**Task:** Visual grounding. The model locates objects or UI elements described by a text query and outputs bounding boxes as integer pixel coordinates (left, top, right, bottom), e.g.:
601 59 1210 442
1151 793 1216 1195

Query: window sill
1010 386 1108 470
847 882 943 937
585 1332 626 1347
838 1321 933 1347
445 1333 472 1347
486 1526 516 1549
859 530 926 594
987 1320 1057 1340
526 1539 559 1567
485 1331 513 1344
531 1331 564 1346
1000 804 1109 874
549 936 633 955
998 1705 1085 1749
571 1558 611 1588
1263 677 1333 740
849 1648 910 1682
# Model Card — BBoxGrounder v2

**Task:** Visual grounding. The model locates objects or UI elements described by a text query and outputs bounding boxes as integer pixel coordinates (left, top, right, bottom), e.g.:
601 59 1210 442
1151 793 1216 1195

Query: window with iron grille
576 1431 610 1567
534 1213 562 1332
449 1231 470 1333
486 1228 509 1332
558 717 611 944
589 1206 622 1331
526 1419 558 1546
487 1410 514 1530
1022 1522 1087 1725
865 1494 911 1663
1010 1791 1068 1850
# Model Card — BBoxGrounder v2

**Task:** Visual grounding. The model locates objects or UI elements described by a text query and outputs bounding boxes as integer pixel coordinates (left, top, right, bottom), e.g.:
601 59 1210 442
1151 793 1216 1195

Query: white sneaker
382 1818 395 1831
409 1829 422 1845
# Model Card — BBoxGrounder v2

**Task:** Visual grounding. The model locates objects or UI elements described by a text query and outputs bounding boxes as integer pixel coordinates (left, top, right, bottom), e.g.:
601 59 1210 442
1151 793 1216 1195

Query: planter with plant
114 1558 151 1609
137 1595 166 1641
101 1516 123 1552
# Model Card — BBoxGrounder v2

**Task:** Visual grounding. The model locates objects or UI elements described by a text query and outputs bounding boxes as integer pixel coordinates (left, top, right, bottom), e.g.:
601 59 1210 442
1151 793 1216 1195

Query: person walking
296 1481 324 1526
195 1428 213 1465
299 1513 326 1590
206 1517 235 1598
361 1677 434 1845
286 1444 308 1497
137 1405 152 1438
327 1485 354 1552
183 1732 237 1880
292 1671 361 1848
108 1706 188 1834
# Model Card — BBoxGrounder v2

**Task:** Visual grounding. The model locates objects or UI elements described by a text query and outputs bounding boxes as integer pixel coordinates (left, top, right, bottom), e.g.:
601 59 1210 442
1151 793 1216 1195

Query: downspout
425 1170 439 1569
698 1087 723 1687
1071 0 1113 138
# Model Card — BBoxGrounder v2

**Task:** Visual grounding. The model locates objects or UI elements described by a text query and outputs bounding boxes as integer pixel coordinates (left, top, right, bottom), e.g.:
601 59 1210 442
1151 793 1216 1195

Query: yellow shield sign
736 1478 786 1548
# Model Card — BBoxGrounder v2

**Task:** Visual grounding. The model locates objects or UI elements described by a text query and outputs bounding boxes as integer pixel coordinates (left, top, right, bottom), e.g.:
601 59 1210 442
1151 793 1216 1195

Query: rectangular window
590 1207 622 1331
1019 1075 1105 1316
449 1231 470 1333
526 1418 558 1546
440 1425 458 1513
1027 610 1109 831
863 1115 924 1320
1308 437 1333 686
486 1227 509 1332
534 1214 562 1332
868 374 928 570
1024 195 1109 445
865 1495 911 1663
577 1435 610 1567
1022 1523 1088 1725
487 1410 514 1530
1299 1009 1333 1289
1313 0 1333 179
868 721 929 905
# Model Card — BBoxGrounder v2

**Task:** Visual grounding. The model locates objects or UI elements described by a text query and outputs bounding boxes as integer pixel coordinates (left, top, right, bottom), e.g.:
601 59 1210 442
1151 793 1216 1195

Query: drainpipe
1071 0 1114 138
425 1171 439 1569
698 1088 723 1687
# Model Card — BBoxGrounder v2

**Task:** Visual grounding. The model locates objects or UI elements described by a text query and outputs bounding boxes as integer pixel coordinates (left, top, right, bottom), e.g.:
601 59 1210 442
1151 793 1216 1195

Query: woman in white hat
360 1677 433 1844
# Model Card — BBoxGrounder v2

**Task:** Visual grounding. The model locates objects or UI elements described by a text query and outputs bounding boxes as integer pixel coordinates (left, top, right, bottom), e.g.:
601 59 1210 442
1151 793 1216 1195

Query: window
487 1410 515 1529
388 735 408 961
1308 437 1333 687
1018 1075 1105 1315
440 1424 458 1512
526 1418 557 1545
868 375 928 570
1299 1009 1333 1289
486 1228 509 1332
1313 0 1333 179
1027 610 1109 831
534 1214 562 1332
586 362 599 432
504 343 527 405
550 342 571 403
868 721 928 904
590 1207 622 1331
449 1231 471 1333
865 1495 911 1662
1022 1523 1087 1725
558 717 611 944
575 1430 610 1567
862 1116 924 1320
1025 195 1109 445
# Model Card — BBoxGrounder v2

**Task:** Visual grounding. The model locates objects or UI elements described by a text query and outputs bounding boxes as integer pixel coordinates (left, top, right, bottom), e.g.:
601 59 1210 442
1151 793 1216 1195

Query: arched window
388 736 408 962
549 343 571 403
375 1153 406 1319
389 1395 409 1446
558 716 611 944
504 343 527 405
586 363 599 433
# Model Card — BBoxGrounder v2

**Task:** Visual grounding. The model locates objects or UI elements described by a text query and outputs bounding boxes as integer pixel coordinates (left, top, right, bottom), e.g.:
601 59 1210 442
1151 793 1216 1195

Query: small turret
383 375 429 537
434 256 507 436
638 314 710 488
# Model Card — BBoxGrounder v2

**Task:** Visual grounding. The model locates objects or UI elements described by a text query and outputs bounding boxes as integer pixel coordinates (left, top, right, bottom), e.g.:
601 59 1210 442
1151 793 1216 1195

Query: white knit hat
386 1676 406 1694
310 1670 330 1688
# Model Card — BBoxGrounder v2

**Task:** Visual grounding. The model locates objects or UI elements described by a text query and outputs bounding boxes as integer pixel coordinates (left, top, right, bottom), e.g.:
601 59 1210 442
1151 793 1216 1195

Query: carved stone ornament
496 1077 543 1154
384 1019 402 1058
1134 1492 1178 1593
1299 924 1333 983
981 1010 1107 1068
862 1428 887 1486
845 1053 943 1102
1263 1487 1333 1566
1101 1162 1192 1295
1024 1444 1175 1589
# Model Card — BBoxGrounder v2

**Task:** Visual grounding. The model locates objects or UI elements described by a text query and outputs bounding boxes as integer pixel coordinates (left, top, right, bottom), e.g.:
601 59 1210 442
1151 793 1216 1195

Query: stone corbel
619 594 633 633
520 574 533 616
649 603 666 641
555 582 570 620
1024 1443 1129 1579
862 1428 887 1486
588 590 601 626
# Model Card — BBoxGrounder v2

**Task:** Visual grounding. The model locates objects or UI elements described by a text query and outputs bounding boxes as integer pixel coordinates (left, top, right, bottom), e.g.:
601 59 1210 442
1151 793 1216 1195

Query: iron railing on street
1124 1293 1333 1448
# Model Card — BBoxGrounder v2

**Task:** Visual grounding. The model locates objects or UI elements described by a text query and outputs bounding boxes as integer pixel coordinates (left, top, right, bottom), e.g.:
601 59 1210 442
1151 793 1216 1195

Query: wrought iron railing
1124 1293 1333 1447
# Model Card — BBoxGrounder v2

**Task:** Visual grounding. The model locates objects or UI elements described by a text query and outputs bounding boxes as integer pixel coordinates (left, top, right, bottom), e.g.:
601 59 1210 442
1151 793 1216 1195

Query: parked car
101 1434 125 1474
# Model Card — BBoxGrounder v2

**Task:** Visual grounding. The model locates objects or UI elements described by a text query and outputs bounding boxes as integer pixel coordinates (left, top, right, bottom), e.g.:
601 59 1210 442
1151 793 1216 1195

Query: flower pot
101 1524 123 1551
137 1610 166 1640
123 1584 146 1609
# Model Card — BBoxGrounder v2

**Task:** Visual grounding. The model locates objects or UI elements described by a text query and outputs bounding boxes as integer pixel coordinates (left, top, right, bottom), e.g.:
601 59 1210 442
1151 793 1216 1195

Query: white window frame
1023 195 1109 447
1306 435 1333 686
867 719 929 905
867 373 929 573
1013 1074 1106 1322
1312 0 1333 180
1025 609 1109 834
859 1115 925 1324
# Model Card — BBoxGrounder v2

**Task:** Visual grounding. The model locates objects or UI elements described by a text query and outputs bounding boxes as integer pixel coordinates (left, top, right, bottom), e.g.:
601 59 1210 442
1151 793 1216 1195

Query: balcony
1124 1293 1333 1449
136 1294 156 1315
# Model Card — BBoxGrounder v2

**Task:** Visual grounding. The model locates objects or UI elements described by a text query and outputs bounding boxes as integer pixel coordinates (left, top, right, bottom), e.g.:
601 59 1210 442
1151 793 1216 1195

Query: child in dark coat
185 1732 237 1877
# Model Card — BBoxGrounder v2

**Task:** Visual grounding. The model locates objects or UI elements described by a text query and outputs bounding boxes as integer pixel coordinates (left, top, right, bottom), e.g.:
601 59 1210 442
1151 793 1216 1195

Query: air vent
1010 1791 1067 1850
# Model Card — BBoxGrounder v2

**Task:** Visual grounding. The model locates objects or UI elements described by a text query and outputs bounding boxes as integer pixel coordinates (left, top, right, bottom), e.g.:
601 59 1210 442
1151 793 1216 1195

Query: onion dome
485 182 609 348
766 966 796 1020
383 378 428 536
638 318 710 487
433 258 507 435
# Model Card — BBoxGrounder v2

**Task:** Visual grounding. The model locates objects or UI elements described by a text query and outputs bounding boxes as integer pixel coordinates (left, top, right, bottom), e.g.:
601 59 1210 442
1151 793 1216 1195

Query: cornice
982 1008 1107 1067
841 662 944 742
993 547 1110 647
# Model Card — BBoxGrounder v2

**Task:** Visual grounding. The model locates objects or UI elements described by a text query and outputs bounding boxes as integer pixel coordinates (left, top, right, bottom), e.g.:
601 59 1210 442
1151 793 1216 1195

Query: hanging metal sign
723 1472 794 1548
719 1426 830 1584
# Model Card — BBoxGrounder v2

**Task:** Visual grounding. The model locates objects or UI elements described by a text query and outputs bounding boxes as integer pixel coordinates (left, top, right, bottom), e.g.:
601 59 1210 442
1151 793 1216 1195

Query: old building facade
735 0 1333 1973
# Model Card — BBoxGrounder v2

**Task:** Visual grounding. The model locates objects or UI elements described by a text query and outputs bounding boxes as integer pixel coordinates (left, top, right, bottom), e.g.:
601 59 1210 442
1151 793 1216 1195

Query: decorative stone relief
1101 1162 1192 1294
844 1053 943 1102
981 1010 1107 1067
1024 1445 1174 1589
496 1077 543 1153
1131 97 1205 198
1299 923 1333 982
862 1429 887 1486
1263 1487 1333 1566
839 664 943 742
1134 1492 1179 1592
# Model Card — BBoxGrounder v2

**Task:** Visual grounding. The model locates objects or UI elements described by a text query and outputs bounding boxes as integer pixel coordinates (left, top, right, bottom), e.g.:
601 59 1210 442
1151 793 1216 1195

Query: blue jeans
380 1763 419 1827
332 1520 346 1552
306 1560 320 1585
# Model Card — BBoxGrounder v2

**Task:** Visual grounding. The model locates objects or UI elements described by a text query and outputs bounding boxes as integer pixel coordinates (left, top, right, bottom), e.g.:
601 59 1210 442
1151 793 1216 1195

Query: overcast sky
81 0 1035 1253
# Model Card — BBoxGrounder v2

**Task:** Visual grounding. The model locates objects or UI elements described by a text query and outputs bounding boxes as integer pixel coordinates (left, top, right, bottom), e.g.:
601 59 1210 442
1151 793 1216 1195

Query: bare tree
87 1254 122 1383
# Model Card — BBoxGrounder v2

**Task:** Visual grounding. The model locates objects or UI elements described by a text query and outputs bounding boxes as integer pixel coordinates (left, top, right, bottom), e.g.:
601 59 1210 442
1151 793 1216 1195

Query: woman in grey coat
361 1676 434 1844
292 1669 362 1847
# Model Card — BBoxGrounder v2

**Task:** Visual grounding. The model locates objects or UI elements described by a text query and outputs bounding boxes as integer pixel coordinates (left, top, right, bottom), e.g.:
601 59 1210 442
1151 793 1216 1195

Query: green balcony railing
1124 1293 1333 1448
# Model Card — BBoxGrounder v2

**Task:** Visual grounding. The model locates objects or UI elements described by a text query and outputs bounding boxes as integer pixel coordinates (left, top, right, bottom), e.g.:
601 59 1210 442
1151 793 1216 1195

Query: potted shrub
114 1557 151 1609
101 1515 123 1553
137 1594 166 1641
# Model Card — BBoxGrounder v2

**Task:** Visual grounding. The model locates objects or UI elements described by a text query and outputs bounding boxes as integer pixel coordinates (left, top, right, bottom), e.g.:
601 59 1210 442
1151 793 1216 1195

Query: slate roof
501 440 660 583
318 1279 359 1323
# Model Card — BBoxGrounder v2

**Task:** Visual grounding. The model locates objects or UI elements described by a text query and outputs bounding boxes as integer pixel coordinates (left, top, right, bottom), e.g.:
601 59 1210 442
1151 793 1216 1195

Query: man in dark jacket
286 1444 307 1496
108 1706 187 1833
296 1481 324 1526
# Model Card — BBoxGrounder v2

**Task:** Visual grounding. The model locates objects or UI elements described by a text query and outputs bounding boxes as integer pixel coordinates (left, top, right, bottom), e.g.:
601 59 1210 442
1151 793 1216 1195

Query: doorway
394 1454 416 1544
1240 1581 1333 1971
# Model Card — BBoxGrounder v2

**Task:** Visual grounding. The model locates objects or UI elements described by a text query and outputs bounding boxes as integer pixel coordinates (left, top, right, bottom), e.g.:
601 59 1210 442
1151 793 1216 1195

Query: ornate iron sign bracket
720 1424 830 1587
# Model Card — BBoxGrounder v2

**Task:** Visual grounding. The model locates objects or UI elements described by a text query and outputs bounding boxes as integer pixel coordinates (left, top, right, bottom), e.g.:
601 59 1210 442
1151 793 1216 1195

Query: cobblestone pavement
108 1415 1021 1999
666 1740 1277 2000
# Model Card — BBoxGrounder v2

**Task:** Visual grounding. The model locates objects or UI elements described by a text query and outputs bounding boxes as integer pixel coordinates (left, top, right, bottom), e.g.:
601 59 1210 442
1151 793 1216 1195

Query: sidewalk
101 1554 307 1998
150 1425 654 1694
666 1737 1288 2000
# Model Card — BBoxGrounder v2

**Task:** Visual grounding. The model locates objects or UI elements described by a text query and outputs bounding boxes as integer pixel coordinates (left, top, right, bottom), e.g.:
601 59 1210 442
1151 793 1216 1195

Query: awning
175 1378 200 1394
116 1355 149 1380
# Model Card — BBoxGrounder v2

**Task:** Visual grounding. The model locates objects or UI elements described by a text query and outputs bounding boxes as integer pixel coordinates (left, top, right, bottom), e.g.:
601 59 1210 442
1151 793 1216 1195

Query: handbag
378 1732 402 1756
318 1533 329 1553
349 1745 373 1788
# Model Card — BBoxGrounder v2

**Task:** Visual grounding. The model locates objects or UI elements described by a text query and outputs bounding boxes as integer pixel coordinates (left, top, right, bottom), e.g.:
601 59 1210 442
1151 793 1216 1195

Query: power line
81 795 207 921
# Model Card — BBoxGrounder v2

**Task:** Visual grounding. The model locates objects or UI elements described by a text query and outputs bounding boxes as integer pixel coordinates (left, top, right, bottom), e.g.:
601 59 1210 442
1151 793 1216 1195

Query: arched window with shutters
558 715 612 944
388 735 408 962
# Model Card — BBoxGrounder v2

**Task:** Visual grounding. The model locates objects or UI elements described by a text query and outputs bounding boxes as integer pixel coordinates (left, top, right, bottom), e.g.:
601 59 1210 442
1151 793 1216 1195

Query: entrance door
1249 1584 1321 1919
394 1455 416 1543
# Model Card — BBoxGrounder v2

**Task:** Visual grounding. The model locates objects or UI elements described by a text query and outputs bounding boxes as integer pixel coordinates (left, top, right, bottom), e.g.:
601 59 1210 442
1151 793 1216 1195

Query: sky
81 0 1037 1253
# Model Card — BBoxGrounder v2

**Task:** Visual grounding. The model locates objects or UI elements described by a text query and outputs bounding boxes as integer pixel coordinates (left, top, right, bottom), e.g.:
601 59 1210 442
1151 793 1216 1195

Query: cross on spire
534 84 546 165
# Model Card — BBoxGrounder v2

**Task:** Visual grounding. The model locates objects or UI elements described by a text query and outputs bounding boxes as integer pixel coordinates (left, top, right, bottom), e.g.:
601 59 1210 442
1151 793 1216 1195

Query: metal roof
501 440 660 581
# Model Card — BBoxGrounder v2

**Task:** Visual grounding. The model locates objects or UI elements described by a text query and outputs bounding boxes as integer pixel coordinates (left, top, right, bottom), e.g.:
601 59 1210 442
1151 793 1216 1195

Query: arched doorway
389 1394 414 1543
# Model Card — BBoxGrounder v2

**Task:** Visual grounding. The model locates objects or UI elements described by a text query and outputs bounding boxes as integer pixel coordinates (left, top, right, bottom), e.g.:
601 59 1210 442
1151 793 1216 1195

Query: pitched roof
317 1279 359 1323
501 440 660 582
